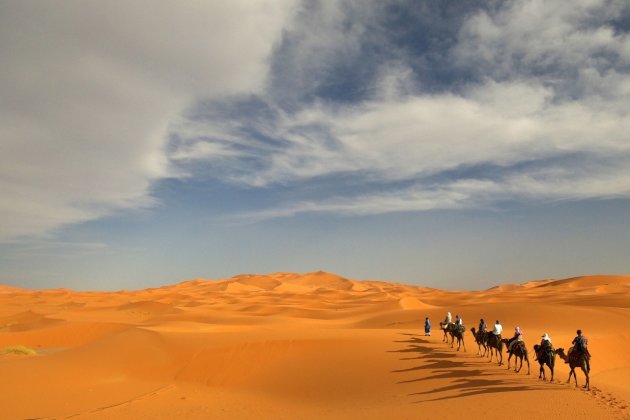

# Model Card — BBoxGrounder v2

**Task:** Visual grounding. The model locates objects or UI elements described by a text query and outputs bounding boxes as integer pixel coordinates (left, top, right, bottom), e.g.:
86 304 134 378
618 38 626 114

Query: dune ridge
1 272 629 419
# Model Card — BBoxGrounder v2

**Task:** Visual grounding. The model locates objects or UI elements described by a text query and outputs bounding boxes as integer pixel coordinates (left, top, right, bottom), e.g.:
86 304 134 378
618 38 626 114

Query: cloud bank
0 0 295 239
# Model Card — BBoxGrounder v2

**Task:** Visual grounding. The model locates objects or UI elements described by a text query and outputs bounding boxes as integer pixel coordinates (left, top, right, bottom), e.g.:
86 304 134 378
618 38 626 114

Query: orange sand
0 272 628 419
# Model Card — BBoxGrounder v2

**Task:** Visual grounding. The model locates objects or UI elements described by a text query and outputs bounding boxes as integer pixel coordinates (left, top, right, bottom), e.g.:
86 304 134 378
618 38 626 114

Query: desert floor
1 272 629 419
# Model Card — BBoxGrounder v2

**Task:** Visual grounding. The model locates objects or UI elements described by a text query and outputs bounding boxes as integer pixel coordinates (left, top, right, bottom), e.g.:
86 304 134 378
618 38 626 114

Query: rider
541 332 552 347
479 319 487 333
508 326 523 353
571 329 591 372
491 320 503 344
476 318 487 341
537 332 554 361
455 314 464 333
444 312 452 324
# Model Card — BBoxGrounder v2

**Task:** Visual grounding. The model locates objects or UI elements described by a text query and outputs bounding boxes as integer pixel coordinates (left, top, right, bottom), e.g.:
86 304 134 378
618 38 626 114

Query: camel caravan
437 313 592 390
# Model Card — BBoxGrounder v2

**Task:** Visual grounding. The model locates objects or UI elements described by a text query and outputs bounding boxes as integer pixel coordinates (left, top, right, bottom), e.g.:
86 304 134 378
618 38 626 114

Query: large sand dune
1 272 629 419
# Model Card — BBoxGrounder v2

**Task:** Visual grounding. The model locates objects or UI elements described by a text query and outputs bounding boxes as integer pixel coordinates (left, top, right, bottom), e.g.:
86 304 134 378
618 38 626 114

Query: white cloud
176 79 630 186
0 0 296 239
453 0 630 92
231 162 630 223
173 0 630 219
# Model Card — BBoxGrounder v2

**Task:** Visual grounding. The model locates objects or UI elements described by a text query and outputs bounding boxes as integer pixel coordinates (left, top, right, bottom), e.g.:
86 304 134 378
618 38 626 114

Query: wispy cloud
1 239 113 259
171 0 630 220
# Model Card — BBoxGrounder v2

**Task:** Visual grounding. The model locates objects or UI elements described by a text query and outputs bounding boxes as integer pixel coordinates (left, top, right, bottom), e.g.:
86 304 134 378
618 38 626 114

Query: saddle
537 341 553 357
511 341 525 353
568 346 591 363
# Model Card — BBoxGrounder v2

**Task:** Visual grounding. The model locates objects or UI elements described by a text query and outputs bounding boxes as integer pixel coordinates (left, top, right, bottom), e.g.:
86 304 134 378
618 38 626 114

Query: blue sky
1 0 630 290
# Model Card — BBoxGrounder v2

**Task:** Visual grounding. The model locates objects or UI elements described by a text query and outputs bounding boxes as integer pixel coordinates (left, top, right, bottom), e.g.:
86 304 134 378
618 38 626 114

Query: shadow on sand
390 332 540 403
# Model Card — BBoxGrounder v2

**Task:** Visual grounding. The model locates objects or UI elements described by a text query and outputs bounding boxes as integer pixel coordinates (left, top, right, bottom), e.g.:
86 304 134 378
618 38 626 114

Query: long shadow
388 344 433 355
399 350 453 361
414 383 535 402
423 368 488 381
393 334 431 344
397 368 490 384
392 358 481 374
391 359 462 373
390 331 540 402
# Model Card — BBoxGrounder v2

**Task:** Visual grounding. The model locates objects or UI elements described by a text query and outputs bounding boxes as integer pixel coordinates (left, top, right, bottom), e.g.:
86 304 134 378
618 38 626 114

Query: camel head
470 327 476 334
555 348 567 360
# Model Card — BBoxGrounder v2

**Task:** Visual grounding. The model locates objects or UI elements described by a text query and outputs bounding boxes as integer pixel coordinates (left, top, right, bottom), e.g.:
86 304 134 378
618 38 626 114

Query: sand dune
1 272 628 419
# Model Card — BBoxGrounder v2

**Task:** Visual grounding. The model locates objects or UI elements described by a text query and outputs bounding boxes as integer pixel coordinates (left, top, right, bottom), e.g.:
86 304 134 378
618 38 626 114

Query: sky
1 0 630 291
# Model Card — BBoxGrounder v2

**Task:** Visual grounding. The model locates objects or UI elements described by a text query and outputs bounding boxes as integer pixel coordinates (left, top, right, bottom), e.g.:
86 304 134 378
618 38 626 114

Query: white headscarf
541 333 551 343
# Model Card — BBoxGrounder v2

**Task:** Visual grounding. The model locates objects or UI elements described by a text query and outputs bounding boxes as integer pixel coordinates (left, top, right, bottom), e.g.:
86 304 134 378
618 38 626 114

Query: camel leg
582 366 590 390
525 356 530 375
574 369 579 387
585 372 589 390
568 368 577 387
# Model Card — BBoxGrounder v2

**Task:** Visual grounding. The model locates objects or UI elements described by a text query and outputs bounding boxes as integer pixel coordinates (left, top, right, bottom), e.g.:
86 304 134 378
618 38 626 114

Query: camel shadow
388 344 433 354
393 334 431 345
392 359 479 374
399 350 453 361
411 378 535 402
397 368 492 384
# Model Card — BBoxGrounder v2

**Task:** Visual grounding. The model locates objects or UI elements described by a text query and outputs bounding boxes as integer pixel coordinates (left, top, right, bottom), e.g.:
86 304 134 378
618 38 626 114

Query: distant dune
1 272 629 419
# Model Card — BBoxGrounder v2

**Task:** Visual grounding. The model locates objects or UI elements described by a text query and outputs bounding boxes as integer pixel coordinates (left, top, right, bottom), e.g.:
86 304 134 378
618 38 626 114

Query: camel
556 347 590 390
440 322 454 343
533 344 555 382
447 323 466 352
486 334 503 365
470 327 488 357
501 338 530 374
